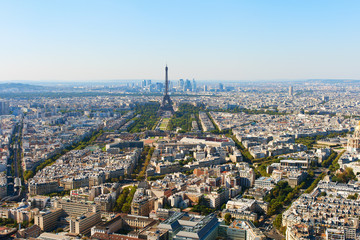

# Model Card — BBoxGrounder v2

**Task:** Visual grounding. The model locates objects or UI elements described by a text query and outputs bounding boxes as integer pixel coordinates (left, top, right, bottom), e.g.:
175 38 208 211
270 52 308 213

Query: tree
128 103 160 133
113 186 137 212
273 214 282 229
121 203 131 213
224 213 232 225
111 178 118 183
332 167 356 183
348 193 358 200
24 170 34 181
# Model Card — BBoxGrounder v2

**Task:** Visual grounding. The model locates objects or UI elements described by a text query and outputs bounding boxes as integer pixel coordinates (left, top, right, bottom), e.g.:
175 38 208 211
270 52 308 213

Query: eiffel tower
159 65 174 113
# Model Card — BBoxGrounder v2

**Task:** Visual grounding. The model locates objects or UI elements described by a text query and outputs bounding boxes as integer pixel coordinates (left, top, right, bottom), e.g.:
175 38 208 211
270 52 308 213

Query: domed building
347 122 360 152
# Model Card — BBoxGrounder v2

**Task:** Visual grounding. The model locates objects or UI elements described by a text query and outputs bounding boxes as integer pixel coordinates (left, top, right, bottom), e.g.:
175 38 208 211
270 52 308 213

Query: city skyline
2 1 360 238
1 70 360 239
1 0 360 82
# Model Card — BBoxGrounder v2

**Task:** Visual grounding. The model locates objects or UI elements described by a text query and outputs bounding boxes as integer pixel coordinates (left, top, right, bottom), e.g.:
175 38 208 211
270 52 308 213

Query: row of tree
168 103 204 132
264 181 294 216
113 186 137 213
130 145 150 179
24 129 104 181
304 172 326 194
45 190 71 197
137 147 155 180
295 131 350 149
229 134 254 162
321 150 338 167
128 103 160 133
329 150 345 172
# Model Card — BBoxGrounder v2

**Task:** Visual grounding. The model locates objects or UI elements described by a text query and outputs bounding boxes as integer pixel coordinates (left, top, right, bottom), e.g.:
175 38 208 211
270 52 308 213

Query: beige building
28 181 59 196
54 199 99 217
35 199 101 233
69 211 101 235
34 208 63 232
60 177 89 190
131 188 156 216
121 214 156 229
131 197 155 216
348 122 360 152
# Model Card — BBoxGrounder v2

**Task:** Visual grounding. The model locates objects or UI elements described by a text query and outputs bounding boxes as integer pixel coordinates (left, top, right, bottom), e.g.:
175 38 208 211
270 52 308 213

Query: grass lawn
159 118 170 130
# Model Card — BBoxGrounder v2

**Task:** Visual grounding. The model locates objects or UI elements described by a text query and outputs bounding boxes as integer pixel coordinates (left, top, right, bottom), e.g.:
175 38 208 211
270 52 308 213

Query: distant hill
306 79 360 84
0 83 47 92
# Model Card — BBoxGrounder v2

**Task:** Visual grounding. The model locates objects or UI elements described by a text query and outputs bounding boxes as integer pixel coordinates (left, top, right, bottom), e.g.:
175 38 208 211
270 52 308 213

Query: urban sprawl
0 76 360 240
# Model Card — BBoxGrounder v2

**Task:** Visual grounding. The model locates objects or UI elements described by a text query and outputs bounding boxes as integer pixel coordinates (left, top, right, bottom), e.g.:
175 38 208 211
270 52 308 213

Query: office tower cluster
0 101 10 115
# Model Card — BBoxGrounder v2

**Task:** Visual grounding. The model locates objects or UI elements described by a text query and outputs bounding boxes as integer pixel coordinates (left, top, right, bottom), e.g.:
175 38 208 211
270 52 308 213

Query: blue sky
1 0 359 81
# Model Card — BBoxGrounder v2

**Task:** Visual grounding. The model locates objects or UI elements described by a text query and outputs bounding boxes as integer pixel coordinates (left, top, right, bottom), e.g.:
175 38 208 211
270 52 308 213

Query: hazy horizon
1 78 360 86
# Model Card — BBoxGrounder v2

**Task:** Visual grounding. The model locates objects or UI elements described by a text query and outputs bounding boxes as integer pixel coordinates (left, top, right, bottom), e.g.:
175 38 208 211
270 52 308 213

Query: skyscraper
184 79 191 91
179 79 184 90
192 79 197 92
289 86 294 96
0 101 9 115
218 83 224 91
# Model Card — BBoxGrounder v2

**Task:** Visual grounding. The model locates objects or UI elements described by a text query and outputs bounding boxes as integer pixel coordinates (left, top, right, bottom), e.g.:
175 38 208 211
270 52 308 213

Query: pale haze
1 0 360 82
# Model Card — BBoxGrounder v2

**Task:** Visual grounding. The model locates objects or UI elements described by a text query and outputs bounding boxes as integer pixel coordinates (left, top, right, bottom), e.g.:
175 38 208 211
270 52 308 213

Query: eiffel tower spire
159 65 174 113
